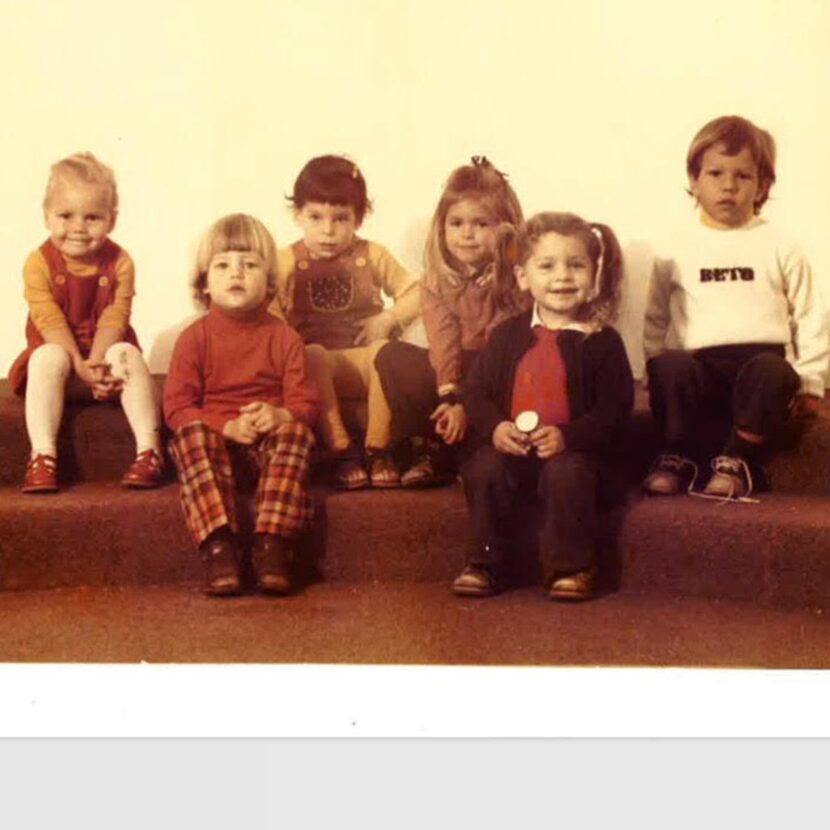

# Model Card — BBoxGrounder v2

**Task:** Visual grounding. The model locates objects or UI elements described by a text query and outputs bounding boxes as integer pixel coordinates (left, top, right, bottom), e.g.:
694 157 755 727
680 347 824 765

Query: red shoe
22 454 58 494
121 449 165 489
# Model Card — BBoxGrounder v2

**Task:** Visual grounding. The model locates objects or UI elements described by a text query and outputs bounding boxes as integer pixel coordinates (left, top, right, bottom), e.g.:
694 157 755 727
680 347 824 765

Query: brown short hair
287 155 371 223
686 115 776 212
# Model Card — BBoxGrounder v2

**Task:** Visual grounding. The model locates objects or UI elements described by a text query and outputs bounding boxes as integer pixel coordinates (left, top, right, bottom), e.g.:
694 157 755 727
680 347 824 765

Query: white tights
25 342 161 459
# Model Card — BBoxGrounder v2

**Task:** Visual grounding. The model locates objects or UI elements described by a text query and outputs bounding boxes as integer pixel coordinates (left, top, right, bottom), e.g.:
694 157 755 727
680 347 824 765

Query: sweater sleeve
278 326 320 427
269 246 296 320
781 244 829 397
369 242 421 329
423 280 463 392
163 324 216 433
461 323 512 440
643 257 674 363
96 250 135 333
559 329 634 453
23 250 67 333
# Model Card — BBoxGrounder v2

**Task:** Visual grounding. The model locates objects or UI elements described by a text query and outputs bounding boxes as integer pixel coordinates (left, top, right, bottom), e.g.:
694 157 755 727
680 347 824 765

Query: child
375 156 527 487
164 214 319 597
456 212 633 600
269 155 420 490
643 115 828 500
8 152 163 493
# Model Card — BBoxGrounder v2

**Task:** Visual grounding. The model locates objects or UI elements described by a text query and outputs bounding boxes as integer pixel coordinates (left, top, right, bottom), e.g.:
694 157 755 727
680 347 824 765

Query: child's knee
105 342 147 380
28 343 72 379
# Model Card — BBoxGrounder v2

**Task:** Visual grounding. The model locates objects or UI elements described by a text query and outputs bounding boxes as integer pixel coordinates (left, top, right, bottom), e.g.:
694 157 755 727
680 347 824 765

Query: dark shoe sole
548 588 595 602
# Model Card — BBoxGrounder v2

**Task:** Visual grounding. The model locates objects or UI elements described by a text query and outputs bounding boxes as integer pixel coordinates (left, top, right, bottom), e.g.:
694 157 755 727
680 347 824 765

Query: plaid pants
168 420 315 546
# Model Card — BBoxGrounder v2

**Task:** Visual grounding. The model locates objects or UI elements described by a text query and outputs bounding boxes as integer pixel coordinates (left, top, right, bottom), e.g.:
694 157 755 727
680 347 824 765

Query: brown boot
251 534 293 595
199 531 242 597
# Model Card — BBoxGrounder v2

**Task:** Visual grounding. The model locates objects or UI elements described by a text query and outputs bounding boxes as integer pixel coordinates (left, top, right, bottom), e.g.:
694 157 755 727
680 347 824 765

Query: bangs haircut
45 151 118 212
686 115 777 211
190 213 279 310
424 157 524 290
512 212 624 327
287 154 371 222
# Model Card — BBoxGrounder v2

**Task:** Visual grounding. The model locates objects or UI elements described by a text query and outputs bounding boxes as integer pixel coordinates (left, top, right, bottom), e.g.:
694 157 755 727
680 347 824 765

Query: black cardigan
461 310 634 453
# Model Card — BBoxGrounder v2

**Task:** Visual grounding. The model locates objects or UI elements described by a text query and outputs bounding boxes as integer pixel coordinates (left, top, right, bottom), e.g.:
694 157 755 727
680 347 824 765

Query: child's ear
687 173 700 199
514 263 528 291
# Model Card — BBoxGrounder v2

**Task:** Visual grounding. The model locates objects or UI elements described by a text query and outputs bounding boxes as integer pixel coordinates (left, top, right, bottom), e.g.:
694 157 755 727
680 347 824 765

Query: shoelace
652 453 699 494
692 455 759 505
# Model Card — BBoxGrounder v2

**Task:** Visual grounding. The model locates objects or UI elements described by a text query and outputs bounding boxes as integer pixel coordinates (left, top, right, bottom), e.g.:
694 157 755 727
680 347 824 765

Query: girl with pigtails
374 156 528 486
455 212 634 601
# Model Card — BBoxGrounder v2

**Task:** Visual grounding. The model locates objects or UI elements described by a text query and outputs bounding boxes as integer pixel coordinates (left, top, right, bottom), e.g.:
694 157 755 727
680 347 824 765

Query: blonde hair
501 212 624 327
686 115 776 212
423 157 524 308
44 152 118 212
190 214 279 310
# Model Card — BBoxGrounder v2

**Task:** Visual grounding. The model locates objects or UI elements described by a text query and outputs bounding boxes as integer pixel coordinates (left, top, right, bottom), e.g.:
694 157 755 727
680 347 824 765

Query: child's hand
238 401 293 434
353 310 398 346
530 425 565 459
791 394 822 419
431 402 467 445
223 414 259 445
492 421 531 456
75 358 122 400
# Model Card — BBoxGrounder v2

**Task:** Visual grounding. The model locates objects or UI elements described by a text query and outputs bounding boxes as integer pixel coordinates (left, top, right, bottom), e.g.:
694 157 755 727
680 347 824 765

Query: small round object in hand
514 410 540 434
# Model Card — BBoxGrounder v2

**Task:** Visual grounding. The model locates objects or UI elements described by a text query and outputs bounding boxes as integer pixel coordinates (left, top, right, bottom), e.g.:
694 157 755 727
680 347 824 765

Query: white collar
530 303 599 334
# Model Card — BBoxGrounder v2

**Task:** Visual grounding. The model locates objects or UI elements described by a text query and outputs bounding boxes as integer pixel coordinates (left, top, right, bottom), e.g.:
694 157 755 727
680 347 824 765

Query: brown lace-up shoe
548 567 597 601
251 534 293 595
642 453 697 495
199 532 242 597
452 564 498 597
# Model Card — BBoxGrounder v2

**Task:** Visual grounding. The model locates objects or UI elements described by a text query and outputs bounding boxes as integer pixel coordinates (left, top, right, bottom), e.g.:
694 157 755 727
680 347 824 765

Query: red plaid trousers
168 420 315 546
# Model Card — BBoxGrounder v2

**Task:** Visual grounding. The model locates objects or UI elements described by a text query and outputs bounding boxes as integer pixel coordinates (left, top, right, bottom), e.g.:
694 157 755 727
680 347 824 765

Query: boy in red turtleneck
164 214 319 597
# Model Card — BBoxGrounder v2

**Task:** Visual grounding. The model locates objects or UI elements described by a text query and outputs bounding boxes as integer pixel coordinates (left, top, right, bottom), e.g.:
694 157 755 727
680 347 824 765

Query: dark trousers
646 345 799 456
461 445 598 582
375 341 479 444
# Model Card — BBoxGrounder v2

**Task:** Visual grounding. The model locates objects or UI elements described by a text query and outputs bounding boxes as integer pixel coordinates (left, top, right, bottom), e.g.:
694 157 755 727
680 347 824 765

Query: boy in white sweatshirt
643 115 828 499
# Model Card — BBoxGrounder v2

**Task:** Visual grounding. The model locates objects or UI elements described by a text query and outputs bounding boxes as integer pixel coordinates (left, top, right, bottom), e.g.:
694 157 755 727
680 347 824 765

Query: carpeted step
3 380 829 494
2 481 829 612
0 583 827 666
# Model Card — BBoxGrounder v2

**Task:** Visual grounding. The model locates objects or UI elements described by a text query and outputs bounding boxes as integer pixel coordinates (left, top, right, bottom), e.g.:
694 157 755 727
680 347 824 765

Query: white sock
25 343 71 458
106 342 162 456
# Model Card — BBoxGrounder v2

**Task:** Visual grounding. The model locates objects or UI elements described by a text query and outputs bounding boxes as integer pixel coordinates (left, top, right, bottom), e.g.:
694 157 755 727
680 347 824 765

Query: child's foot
251 534 293 595
401 452 437 488
642 453 697 495
367 451 401 488
702 455 752 500
22 454 58 494
121 449 165 489
333 453 370 490
199 532 242 597
452 564 498 597
548 567 597 601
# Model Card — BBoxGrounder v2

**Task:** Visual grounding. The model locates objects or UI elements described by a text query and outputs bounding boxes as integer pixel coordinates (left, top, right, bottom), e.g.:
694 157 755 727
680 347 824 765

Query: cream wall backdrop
1 0 829 380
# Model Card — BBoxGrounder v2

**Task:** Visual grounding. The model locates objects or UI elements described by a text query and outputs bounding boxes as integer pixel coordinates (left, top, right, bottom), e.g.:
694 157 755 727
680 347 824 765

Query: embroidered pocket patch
307 272 354 312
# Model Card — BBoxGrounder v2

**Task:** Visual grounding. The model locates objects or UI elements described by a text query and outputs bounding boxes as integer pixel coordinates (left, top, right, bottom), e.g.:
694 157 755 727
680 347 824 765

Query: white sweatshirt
643 216 829 397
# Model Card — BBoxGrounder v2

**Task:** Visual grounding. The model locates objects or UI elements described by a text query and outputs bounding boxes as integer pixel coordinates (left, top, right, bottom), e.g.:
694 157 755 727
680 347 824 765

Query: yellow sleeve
368 241 421 328
268 245 296 320
96 250 135 333
23 250 69 334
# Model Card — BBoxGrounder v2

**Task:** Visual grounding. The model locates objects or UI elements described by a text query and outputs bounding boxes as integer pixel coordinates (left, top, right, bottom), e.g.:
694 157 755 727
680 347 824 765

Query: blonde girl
375 156 526 487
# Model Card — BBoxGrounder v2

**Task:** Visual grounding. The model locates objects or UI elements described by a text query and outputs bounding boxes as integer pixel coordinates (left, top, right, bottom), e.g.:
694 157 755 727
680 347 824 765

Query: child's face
204 250 270 315
515 231 594 326
43 181 116 258
443 198 497 272
294 202 359 260
689 142 761 228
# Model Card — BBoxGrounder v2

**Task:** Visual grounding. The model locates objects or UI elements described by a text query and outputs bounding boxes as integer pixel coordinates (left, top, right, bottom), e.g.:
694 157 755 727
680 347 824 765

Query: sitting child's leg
168 421 242 596
106 342 164 488
454 444 518 596
250 420 316 594
643 350 707 495
537 452 599 601
22 343 72 493
330 341 400 489
704 350 800 498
